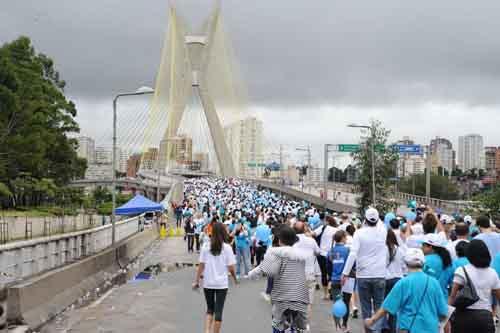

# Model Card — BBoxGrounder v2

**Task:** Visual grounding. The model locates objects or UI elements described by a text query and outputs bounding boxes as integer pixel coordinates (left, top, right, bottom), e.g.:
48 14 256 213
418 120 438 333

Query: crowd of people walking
180 178 500 333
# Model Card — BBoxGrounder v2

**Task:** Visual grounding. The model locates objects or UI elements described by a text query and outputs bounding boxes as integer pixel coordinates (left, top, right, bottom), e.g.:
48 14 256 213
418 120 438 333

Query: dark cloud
1 0 500 108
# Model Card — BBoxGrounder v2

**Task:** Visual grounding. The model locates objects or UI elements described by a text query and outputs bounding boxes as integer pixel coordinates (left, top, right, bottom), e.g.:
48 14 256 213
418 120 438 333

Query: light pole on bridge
112 86 155 246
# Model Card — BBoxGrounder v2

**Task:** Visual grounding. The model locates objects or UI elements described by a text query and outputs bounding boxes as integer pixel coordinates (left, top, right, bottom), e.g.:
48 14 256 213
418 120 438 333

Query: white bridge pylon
147 5 243 177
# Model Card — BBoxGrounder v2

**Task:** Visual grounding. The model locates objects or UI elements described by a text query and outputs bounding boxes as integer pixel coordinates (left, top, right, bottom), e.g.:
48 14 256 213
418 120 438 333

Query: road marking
88 288 115 308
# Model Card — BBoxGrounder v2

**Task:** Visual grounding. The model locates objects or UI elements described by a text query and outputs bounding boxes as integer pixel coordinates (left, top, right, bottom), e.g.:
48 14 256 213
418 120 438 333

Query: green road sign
338 144 360 152
374 144 385 152
247 163 266 167
338 144 385 153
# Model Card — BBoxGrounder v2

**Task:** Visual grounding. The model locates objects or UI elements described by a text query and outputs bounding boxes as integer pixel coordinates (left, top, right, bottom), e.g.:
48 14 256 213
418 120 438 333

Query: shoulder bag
453 267 479 310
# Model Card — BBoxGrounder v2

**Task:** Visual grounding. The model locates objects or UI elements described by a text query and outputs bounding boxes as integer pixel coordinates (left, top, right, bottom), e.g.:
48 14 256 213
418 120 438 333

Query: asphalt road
41 238 365 332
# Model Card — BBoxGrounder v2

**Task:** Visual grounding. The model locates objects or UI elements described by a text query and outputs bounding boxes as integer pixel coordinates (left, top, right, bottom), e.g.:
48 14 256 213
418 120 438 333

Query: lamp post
112 86 154 246
348 123 376 206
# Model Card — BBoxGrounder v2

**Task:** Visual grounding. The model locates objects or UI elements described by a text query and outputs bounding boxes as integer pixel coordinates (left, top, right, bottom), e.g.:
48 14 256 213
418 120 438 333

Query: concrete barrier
6 227 158 329
253 180 356 212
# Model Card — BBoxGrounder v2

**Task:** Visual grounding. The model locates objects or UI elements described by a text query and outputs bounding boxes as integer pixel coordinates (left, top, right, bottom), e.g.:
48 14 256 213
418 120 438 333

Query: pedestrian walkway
41 238 364 332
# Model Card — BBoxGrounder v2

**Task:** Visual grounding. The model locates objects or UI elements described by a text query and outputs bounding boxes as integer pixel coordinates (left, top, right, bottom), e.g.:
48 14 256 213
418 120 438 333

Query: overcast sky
2 0 500 165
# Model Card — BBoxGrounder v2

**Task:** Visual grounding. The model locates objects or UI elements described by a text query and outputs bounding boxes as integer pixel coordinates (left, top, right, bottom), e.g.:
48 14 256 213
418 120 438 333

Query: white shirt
314 225 338 256
342 221 388 279
386 246 406 280
454 264 500 311
199 243 236 289
293 234 321 280
406 234 426 249
446 238 469 260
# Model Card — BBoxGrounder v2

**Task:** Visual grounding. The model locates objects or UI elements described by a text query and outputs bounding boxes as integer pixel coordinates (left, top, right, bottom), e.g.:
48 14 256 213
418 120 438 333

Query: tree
351 120 399 213
476 186 500 215
0 37 86 207
452 168 463 177
328 167 346 182
399 174 460 200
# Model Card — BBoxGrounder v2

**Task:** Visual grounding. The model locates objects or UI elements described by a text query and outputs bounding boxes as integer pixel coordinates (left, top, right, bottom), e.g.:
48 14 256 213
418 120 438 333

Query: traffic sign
338 144 360 152
393 144 422 154
374 144 385 152
338 144 385 153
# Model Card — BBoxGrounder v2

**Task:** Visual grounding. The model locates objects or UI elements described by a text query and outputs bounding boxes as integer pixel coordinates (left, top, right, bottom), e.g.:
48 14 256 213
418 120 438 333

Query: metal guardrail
0 215 142 281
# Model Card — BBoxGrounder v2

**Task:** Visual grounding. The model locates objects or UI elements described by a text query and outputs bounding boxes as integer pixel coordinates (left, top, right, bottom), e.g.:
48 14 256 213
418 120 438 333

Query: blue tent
115 195 164 215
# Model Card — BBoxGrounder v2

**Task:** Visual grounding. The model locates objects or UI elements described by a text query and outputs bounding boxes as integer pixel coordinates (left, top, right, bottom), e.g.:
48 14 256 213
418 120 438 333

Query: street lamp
348 123 376 205
112 86 155 246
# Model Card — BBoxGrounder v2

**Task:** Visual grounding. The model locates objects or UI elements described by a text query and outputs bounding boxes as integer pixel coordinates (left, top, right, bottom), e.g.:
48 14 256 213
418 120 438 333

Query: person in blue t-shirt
365 248 448 333
232 222 251 277
421 233 453 300
328 230 353 331
254 220 272 265
474 215 500 263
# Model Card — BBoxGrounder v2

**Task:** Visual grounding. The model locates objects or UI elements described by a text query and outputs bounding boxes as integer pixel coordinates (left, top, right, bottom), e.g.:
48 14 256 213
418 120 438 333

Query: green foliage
351 120 399 213
0 36 86 208
476 186 500 215
398 174 460 200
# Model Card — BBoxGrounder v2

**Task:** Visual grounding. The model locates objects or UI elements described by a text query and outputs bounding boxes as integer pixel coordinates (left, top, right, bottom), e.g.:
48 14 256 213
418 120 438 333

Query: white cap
464 215 473 224
365 208 379 224
440 215 454 225
404 248 426 267
422 233 445 248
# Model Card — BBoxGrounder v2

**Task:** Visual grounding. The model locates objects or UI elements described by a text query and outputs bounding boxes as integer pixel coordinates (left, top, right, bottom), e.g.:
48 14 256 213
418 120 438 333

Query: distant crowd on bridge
173 177 500 333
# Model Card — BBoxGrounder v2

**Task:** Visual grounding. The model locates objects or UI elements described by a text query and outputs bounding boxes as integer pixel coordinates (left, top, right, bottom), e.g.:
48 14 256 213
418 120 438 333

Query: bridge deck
41 238 363 332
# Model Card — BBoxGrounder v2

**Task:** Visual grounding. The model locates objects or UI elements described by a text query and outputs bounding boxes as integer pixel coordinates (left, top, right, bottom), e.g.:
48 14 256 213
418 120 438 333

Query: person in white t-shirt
313 215 338 299
449 239 500 333
193 223 238 333
342 207 388 333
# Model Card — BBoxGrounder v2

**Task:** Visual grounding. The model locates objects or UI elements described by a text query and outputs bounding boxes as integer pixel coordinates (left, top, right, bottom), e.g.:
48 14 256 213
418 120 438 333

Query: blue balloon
405 211 417 222
384 212 396 227
331 299 347 318
408 200 417 209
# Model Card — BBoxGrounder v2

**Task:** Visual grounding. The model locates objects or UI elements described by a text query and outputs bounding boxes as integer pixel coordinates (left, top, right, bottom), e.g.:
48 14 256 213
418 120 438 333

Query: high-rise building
84 163 112 180
430 137 455 173
142 147 159 170
485 147 498 176
496 149 500 181
95 146 112 164
224 117 264 178
398 155 426 177
192 152 209 171
76 136 95 163
308 166 324 183
459 134 485 171
126 154 142 178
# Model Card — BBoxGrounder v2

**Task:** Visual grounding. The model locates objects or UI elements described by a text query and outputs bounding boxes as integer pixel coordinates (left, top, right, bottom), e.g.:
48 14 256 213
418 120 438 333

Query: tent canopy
115 194 164 215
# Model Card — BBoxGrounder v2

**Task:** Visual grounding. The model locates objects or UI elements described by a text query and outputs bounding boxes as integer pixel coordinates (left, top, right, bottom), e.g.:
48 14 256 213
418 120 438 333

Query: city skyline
2 1 500 152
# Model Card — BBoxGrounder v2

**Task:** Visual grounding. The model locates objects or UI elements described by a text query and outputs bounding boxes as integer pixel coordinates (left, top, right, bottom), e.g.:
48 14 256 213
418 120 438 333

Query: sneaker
260 292 271 303
351 308 358 319
495 315 499 325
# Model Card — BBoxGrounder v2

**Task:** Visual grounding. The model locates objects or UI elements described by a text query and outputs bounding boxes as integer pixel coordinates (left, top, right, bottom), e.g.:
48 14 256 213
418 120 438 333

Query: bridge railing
0 215 142 282
245 178 472 213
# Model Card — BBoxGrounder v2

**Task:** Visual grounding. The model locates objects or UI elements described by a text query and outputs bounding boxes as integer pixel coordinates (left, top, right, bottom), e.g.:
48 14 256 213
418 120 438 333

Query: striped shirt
255 247 309 305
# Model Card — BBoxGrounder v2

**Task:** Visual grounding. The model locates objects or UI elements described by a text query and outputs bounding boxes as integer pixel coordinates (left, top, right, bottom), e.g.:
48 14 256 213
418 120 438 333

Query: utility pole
279 144 283 185
323 144 335 205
